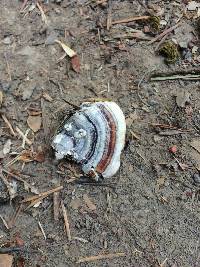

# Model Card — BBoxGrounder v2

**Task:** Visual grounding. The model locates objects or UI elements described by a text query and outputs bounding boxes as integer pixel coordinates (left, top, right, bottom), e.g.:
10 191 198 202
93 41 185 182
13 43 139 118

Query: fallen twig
112 15 150 25
1 114 16 136
38 221 47 240
0 215 9 230
36 2 48 25
61 200 71 241
16 127 32 146
21 185 63 203
151 74 200 81
148 23 181 45
76 252 126 263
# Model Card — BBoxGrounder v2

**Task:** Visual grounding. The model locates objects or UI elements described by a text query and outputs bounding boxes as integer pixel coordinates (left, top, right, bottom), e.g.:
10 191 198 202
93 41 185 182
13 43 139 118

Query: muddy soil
1 1 200 266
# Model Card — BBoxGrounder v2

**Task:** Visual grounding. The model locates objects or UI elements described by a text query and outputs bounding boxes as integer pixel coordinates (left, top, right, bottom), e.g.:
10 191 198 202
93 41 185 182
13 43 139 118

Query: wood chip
76 252 126 263
61 200 71 241
0 254 13 267
55 40 76 58
83 194 96 211
27 115 42 132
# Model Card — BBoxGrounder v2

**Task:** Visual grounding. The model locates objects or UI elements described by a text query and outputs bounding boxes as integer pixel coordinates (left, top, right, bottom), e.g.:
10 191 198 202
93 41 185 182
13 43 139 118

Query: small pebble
193 173 200 184
2 36 12 45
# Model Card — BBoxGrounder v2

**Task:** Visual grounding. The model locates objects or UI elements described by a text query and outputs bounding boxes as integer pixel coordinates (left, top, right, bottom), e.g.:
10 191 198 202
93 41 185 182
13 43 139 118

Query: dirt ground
1 0 200 266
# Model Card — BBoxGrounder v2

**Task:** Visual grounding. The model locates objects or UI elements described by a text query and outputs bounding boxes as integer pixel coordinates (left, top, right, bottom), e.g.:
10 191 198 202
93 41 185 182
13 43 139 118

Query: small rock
0 81 11 92
193 173 200 184
2 36 12 45
187 1 200 11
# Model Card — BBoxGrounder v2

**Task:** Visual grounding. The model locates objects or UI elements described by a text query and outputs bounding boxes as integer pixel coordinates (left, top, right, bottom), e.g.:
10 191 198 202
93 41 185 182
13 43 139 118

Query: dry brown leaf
18 151 34 163
83 194 96 211
0 90 3 108
0 254 13 267
55 40 76 58
27 115 42 132
33 151 45 163
71 55 80 73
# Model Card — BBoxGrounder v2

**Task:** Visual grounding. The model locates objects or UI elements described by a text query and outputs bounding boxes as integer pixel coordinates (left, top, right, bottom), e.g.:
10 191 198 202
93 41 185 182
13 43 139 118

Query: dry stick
155 33 169 51
148 23 181 44
112 15 150 25
61 200 71 241
76 252 126 264
1 114 16 136
0 215 9 230
151 74 200 81
15 127 32 146
36 2 48 25
24 195 46 210
53 191 60 221
38 221 47 240
21 185 63 203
